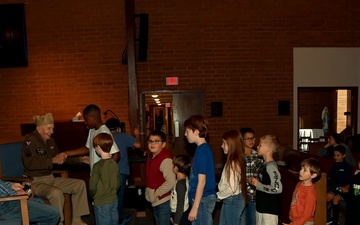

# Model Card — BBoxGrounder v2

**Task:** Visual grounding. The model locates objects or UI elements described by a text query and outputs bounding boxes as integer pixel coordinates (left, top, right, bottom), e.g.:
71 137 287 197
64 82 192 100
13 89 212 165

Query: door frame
297 86 358 150
139 90 205 153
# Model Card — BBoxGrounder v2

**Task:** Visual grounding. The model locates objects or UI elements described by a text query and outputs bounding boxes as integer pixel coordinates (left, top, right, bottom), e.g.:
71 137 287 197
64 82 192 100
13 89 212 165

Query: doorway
139 90 205 156
297 87 358 151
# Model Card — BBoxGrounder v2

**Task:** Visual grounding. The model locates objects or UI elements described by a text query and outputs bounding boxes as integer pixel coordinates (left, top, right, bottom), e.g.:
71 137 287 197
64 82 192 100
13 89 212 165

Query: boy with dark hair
240 127 263 225
145 130 176 225
170 154 192 225
249 135 283 225
327 145 352 225
89 133 120 225
64 104 120 171
317 133 356 167
283 158 321 225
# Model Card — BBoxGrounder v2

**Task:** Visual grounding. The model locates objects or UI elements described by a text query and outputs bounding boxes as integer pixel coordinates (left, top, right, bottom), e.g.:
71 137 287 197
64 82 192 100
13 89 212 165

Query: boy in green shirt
89 133 120 225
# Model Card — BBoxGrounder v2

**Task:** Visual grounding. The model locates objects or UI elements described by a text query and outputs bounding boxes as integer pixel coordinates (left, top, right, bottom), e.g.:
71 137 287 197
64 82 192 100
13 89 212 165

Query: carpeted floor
82 203 221 225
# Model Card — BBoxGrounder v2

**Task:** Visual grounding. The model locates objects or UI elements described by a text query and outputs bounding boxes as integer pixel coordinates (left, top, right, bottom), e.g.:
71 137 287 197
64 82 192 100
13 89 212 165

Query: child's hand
249 177 259 186
188 207 198 222
355 169 360 175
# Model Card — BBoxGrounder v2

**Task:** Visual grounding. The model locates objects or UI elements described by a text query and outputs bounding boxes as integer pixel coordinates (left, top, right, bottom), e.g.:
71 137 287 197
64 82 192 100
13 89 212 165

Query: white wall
293 47 360 149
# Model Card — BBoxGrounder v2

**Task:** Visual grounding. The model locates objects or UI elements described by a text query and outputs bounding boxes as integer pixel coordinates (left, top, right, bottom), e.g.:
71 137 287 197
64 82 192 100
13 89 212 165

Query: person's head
221 130 245 156
147 130 166 156
172 154 192 177
93 133 113 157
333 145 346 163
34 113 55 141
105 118 121 133
300 158 321 183
328 133 342 146
240 127 256 150
83 104 102 129
184 115 208 144
257 135 279 157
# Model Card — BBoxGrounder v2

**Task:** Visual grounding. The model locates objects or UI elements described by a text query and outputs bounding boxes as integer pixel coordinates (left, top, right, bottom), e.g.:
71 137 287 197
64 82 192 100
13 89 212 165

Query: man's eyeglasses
244 137 256 142
147 140 163 144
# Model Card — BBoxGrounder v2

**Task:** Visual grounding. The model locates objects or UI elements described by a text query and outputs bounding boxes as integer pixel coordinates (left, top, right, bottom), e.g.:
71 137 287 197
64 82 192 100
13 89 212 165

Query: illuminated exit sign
166 77 178 85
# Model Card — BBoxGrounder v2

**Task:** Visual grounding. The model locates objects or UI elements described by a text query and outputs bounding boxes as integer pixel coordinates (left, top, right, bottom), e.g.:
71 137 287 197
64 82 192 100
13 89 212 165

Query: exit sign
166 77 178 85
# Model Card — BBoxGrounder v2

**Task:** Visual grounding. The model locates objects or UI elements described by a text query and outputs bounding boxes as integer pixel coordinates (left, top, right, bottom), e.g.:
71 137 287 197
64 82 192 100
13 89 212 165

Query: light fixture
151 95 158 98
154 98 160 101
158 103 161 106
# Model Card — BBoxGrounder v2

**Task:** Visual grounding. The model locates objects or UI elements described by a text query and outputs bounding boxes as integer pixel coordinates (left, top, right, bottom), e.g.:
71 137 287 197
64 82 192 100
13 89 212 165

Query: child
249 135 282 225
170 154 192 225
240 127 263 225
217 130 248 225
345 158 360 225
326 145 352 225
106 118 141 225
184 115 216 225
145 130 176 225
89 133 120 225
283 158 321 225
63 104 120 172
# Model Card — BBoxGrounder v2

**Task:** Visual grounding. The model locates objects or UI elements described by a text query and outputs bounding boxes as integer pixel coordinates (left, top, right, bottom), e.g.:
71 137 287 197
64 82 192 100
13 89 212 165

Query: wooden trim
0 195 29 225
125 0 139 134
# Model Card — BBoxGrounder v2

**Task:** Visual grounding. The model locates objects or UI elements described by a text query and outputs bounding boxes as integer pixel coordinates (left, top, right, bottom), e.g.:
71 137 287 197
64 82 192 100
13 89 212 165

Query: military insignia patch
36 148 46 155
25 150 32 158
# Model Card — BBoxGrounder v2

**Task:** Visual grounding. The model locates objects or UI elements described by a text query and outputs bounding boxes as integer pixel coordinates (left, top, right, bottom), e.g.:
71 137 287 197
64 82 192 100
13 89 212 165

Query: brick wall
0 0 129 143
0 0 359 163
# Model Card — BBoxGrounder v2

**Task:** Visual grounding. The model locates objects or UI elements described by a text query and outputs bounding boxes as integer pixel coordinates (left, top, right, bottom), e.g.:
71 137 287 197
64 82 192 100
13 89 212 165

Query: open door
172 91 205 155
140 90 205 156
297 87 358 152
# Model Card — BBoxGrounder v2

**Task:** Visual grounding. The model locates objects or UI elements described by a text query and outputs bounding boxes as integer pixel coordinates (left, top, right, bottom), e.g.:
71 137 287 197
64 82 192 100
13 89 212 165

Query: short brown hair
173 154 192 177
93 133 113 153
301 158 321 183
184 115 208 138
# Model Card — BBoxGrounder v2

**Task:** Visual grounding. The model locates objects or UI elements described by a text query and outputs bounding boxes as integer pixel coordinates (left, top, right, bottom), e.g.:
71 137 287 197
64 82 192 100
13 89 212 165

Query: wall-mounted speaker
137 13 148 62
278 100 290 115
211 102 223 117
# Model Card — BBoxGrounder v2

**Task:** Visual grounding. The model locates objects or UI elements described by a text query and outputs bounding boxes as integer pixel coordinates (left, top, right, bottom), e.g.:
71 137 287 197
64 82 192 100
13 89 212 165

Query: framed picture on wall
0 3 28 68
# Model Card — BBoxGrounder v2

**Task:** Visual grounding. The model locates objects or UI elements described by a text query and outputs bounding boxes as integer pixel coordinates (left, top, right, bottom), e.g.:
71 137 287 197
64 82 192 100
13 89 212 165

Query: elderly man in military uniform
21 113 89 225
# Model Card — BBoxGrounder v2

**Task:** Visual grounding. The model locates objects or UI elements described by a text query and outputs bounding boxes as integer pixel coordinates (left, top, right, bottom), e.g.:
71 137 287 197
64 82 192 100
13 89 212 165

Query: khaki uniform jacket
22 130 79 177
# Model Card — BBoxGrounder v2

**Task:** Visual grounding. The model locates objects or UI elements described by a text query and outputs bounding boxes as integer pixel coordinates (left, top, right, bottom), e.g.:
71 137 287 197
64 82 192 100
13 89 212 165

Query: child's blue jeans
94 199 118 225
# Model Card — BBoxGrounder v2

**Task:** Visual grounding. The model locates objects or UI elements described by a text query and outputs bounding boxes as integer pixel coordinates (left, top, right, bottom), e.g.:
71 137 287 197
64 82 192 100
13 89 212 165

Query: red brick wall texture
0 0 359 162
